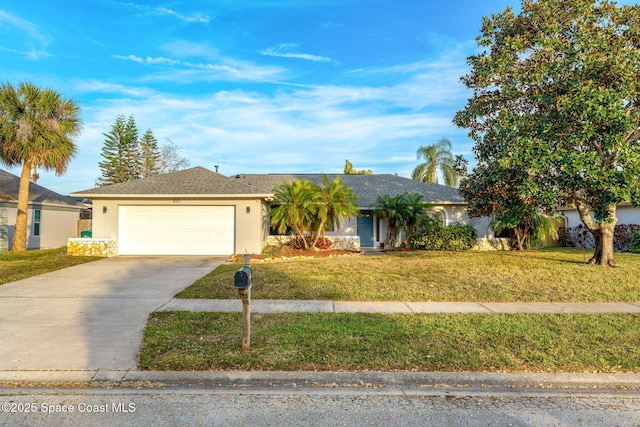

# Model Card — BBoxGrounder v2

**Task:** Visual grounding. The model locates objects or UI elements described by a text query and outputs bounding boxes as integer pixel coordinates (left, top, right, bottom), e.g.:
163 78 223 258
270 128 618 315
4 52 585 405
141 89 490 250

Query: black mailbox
234 266 252 289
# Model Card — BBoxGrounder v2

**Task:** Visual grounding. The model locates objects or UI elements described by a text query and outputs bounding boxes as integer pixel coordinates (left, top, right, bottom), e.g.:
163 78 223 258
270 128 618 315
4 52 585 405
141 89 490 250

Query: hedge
411 223 477 251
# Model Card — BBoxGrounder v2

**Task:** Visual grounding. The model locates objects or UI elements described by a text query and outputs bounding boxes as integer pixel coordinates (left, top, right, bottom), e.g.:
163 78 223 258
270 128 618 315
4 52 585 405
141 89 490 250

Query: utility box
234 266 252 289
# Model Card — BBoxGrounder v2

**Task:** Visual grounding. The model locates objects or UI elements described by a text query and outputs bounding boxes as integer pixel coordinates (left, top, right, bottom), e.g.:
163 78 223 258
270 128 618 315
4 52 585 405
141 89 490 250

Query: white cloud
72 79 156 97
105 1 209 24
262 43 333 62
113 54 181 66
113 52 288 83
50 47 476 192
153 7 210 23
0 9 51 59
69 76 469 183
161 41 220 60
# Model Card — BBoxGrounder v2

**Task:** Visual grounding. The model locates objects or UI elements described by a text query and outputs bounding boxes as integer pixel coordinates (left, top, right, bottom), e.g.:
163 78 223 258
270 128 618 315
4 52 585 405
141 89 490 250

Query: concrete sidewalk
159 299 640 314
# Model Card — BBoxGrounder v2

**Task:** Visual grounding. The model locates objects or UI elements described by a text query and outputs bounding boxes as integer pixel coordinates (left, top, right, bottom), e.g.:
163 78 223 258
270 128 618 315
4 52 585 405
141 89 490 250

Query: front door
357 215 374 247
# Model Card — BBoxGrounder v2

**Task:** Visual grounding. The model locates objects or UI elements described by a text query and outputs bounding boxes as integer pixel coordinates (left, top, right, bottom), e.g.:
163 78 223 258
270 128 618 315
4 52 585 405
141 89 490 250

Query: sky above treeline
1 0 634 194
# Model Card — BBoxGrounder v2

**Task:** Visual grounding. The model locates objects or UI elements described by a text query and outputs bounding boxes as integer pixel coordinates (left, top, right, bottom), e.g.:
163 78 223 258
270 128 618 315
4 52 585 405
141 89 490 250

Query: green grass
140 312 640 373
146 248 640 372
177 248 640 302
0 247 101 285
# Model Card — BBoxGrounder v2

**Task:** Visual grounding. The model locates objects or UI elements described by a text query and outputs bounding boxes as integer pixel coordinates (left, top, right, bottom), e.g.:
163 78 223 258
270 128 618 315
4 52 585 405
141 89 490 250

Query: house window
33 209 41 236
432 209 446 225
325 221 335 233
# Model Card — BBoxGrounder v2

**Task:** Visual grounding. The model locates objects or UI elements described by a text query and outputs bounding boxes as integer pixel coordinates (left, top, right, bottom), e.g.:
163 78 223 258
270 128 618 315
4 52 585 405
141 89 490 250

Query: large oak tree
0 82 81 252
454 0 640 266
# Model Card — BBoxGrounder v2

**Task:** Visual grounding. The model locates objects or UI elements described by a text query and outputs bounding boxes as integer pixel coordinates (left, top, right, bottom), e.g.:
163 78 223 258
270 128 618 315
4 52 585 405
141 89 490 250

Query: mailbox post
234 264 252 353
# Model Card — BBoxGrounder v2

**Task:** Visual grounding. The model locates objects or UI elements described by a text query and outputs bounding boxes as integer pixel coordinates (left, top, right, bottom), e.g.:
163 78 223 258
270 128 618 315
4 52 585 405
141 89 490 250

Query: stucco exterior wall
613 205 640 225
90 197 265 255
562 204 640 228
326 215 357 237
0 203 81 250
39 206 81 249
0 209 8 252
303 204 494 247
431 205 494 240
236 198 265 254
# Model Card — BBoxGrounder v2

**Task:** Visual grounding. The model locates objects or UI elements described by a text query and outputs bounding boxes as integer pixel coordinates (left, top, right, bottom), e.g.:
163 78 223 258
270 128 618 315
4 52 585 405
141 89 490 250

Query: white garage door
118 205 235 255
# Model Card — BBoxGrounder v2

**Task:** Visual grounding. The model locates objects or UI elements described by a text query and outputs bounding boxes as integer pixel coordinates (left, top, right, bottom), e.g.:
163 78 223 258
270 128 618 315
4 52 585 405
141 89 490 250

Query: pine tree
97 116 190 185
98 115 140 186
139 129 161 178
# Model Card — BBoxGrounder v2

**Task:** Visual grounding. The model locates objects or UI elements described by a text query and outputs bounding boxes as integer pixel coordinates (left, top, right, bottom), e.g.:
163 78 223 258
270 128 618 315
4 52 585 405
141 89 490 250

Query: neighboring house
560 203 640 228
558 203 640 250
71 166 489 256
0 169 85 251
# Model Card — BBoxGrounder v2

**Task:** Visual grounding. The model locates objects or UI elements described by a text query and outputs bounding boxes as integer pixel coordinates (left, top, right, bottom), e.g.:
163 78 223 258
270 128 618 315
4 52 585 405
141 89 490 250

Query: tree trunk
310 220 326 251
400 228 412 248
587 224 618 267
11 161 32 252
575 201 618 267
293 226 308 249
388 222 398 248
514 227 525 251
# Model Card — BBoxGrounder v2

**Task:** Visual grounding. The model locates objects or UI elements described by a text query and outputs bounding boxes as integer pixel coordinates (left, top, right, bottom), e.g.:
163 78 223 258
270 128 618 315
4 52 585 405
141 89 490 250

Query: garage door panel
118 205 235 255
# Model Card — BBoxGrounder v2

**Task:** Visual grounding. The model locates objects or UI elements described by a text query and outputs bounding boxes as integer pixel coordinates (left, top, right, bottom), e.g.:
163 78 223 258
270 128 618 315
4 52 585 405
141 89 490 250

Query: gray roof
0 169 84 207
233 173 465 208
71 167 465 207
72 166 269 197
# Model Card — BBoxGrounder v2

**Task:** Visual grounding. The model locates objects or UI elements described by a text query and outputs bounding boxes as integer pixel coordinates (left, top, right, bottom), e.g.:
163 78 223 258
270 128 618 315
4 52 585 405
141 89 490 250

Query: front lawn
140 312 640 372
0 247 101 285
177 248 640 302
145 248 640 373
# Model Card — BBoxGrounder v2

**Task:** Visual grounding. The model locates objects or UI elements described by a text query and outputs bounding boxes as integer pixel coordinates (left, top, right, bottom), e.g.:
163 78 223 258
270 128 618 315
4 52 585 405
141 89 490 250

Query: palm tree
491 206 559 251
310 175 359 249
398 193 429 248
0 82 81 251
269 179 318 249
374 193 411 248
411 138 457 187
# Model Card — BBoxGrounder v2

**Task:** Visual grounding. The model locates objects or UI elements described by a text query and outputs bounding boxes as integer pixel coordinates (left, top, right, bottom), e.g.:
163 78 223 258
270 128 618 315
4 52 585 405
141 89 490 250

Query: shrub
289 236 310 250
561 224 640 251
314 237 333 250
289 236 333 250
411 222 477 251
631 231 640 254
615 224 640 251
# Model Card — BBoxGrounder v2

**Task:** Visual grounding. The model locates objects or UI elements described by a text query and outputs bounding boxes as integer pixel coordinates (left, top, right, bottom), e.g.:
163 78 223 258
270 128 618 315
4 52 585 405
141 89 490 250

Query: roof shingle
0 169 84 207
72 167 268 196
71 167 465 207
234 173 465 207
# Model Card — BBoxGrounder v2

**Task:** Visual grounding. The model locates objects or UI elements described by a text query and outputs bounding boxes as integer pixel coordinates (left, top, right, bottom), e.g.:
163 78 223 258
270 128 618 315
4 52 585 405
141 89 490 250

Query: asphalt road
1 384 639 427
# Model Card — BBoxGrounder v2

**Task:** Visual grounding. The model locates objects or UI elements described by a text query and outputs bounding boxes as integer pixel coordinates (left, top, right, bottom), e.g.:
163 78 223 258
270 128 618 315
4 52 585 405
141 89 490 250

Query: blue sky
2 1 534 193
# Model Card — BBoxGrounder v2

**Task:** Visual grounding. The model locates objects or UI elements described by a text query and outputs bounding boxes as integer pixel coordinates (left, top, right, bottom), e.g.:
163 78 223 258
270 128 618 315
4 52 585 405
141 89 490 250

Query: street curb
1 370 639 390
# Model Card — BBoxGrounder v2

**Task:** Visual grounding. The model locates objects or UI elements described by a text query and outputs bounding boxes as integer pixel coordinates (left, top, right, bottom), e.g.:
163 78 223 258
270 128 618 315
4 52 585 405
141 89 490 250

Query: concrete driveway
0 256 224 371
